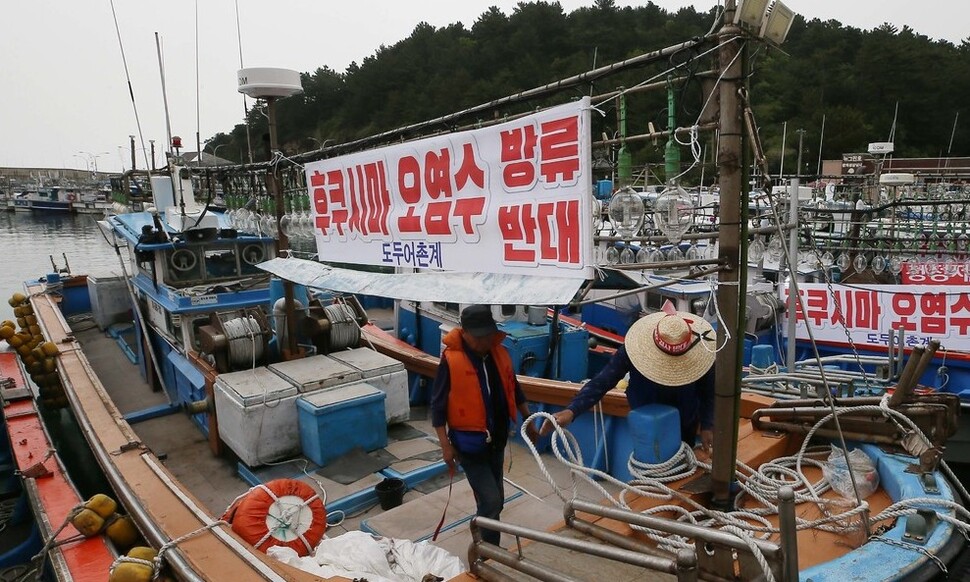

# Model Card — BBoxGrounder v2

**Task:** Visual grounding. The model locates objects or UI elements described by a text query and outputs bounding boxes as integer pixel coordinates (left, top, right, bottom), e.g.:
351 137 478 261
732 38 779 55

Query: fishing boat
2 2 970 581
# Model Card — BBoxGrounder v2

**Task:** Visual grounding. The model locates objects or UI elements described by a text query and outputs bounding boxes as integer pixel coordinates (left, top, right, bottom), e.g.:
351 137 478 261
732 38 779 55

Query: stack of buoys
71 493 142 552
221 478 327 556
1 292 67 408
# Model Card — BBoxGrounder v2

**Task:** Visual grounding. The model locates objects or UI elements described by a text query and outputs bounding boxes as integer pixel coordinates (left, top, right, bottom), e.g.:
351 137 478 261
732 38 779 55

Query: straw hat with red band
624 300 715 387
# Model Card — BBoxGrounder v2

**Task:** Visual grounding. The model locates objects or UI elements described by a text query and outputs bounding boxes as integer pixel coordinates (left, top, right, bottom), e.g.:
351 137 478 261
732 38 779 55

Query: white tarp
259 257 586 305
304 98 593 279
267 530 464 582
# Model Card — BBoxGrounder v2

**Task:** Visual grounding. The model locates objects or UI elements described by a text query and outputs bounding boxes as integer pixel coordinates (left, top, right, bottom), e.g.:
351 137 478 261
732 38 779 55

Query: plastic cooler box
296 382 388 467
327 348 409 423
214 367 301 467
267 354 362 393
629 404 682 464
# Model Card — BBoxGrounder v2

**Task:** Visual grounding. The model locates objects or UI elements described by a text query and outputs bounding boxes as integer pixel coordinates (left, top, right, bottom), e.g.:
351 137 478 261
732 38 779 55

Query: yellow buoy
43 358 56 373
25 314 37 326
106 514 140 549
17 345 31 358
42 341 60 356
7 333 22 348
16 317 26 329
127 547 157 561
28 362 43 376
108 561 154 582
28 324 41 337
85 493 118 519
0 326 13 340
1 319 14 328
8 292 26 307
71 507 105 537
31 347 45 361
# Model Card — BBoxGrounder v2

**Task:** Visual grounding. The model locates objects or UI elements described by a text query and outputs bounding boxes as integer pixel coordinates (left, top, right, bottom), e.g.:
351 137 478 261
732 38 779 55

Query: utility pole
786 128 805 386
711 0 745 510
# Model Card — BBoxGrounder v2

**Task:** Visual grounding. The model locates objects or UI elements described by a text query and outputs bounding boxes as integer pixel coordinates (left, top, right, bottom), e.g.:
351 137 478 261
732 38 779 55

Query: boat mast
711 0 746 509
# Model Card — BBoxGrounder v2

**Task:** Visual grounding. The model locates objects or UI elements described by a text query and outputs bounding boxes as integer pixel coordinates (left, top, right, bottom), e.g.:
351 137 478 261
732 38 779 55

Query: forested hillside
211 0 969 180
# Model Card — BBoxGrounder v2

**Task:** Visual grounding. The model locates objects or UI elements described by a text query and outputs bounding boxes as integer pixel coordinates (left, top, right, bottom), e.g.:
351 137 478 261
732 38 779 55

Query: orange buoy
221 479 326 556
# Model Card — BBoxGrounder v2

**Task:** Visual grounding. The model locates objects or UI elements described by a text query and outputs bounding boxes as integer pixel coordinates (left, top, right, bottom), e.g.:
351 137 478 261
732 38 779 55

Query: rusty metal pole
711 0 746 509
267 96 300 359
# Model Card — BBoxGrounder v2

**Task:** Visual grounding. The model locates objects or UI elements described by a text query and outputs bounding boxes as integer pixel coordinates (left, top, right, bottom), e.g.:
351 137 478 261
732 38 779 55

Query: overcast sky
1 1 963 175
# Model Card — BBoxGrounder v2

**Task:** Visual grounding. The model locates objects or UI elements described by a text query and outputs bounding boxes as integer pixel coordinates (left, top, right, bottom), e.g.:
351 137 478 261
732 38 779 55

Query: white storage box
214 367 300 467
87 275 131 331
327 348 410 423
268 354 362 393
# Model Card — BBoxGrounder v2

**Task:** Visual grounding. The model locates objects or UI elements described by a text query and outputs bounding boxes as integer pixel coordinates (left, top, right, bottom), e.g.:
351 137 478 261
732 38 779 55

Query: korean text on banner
782 282 970 352
304 98 593 279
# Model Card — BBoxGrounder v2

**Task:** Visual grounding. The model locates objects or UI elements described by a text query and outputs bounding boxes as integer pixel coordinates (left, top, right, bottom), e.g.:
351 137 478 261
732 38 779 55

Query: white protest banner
781 282 970 352
305 98 593 278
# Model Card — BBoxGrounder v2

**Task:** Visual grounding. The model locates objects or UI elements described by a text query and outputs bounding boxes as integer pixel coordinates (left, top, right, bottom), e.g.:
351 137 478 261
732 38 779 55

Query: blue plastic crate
296 382 387 467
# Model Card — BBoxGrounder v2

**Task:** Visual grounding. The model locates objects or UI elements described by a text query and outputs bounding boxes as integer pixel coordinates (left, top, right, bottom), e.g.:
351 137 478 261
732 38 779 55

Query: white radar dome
237 68 303 98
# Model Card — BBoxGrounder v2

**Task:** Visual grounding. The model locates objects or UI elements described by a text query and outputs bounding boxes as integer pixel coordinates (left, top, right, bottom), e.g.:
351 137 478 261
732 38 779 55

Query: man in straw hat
541 300 715 453
432 305 538 547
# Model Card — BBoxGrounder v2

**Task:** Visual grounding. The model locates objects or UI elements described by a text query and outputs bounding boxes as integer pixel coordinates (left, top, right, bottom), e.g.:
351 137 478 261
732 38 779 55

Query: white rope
519 401 970 579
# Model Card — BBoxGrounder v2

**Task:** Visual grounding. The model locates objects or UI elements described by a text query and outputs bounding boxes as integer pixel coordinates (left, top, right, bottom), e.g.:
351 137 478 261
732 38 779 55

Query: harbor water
0 211 128 323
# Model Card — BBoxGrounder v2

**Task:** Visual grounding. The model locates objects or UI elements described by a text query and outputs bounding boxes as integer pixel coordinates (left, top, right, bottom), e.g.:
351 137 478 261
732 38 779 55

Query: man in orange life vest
432 304 538 547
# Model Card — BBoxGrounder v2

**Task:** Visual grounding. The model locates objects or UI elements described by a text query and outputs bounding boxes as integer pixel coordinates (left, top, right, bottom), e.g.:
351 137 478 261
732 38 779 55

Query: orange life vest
441 327 517 432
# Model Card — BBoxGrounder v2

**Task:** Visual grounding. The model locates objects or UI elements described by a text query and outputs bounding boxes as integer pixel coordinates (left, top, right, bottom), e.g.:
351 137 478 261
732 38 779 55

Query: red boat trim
1 352 115 581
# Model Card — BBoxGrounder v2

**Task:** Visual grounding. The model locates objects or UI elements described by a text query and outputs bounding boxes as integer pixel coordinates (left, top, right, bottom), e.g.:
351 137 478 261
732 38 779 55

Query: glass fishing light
654 183 694 243
871 254 887 274
836 252 851 271
766 234 784 263
667 245 685 262
820 251 835 268
852 253 868 273
889 255 905 277
591 198 604 231
636 246 649 263
605 245 620 264
619 244 636 264
748 236 766 263
607 187 645 239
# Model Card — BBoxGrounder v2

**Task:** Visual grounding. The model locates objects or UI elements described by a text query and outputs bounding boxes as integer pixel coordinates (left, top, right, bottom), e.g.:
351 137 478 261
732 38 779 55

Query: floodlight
760 1 795 46
734 0 770 29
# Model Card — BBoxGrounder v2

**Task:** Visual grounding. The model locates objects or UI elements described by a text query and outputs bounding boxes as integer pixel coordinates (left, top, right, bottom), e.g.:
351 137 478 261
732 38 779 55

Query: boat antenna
108 0 150 170
155 32 174 157
816 114 826 176
887 100 899 143
235 0 255 164
195 0 202 164
947 111 959 157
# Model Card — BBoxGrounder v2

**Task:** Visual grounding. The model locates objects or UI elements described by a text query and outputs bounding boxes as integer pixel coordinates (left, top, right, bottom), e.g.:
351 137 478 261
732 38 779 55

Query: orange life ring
66 193 77 202
222 479 326 556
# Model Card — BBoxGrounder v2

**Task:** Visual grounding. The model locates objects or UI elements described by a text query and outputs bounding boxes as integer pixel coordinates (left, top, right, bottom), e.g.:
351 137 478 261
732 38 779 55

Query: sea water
0 211 129 323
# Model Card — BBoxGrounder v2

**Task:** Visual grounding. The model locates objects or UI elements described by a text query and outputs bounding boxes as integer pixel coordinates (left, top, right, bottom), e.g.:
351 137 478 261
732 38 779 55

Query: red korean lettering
539 116 580 184
851 290 881 329
424 200 453 236
890 292 917 332
396 155 423 233
454 142 485 191
347 166 363 234
829 289 850 326
500 125 537 189
452 196 486 236
309 170 331 234
499 205 537 262
425 148 453 200
803 289 829 326
951 293 970 334
555 199 580 264
919 291 947 334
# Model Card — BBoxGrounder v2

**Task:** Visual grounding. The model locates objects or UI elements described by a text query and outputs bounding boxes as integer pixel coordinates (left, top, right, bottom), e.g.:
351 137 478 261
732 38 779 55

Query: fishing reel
197 307 272 372
301 295 369 355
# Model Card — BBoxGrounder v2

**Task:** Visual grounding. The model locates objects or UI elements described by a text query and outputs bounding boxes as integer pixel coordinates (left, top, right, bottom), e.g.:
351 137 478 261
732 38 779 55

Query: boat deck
69 308 667 580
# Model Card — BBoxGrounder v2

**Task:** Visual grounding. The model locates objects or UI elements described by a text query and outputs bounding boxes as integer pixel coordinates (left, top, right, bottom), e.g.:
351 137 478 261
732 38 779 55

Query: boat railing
467 493 797 582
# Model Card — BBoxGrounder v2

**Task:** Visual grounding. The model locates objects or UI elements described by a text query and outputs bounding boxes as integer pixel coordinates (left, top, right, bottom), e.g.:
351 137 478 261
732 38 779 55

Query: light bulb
820 251 834 267
606 246 620 265
620 247 635 264
836 253 851 271
853 253 868 272
871 255 886 274
748 238 765 263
